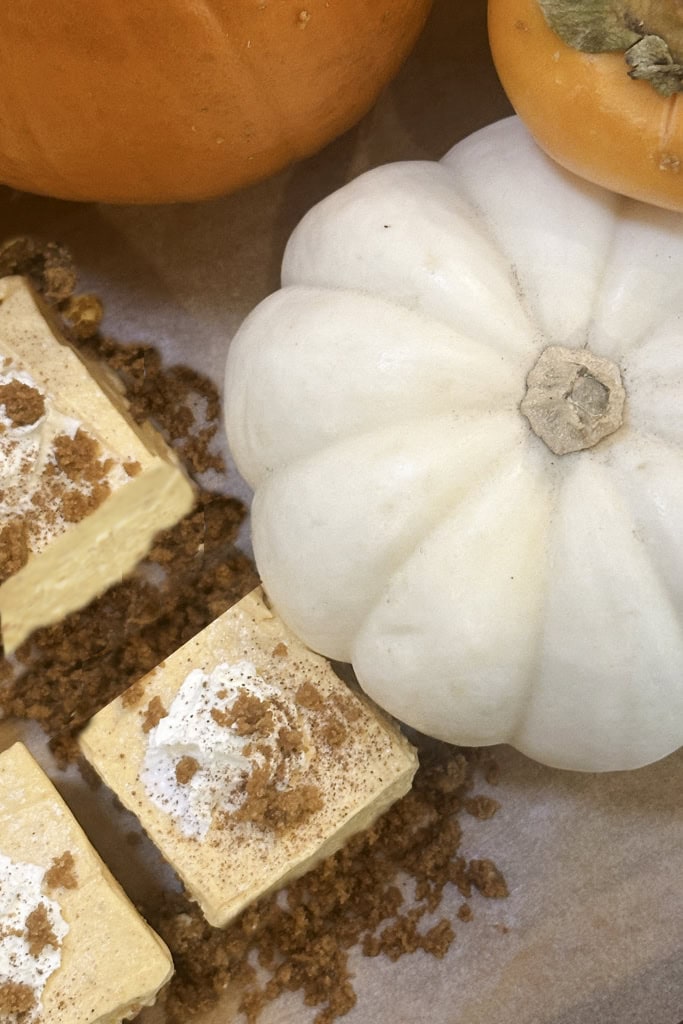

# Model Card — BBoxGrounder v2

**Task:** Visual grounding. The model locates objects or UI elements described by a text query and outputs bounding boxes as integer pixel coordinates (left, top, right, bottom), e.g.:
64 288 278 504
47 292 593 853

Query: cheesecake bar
0 275 195 654
0 742 173 1023
79 587 418 928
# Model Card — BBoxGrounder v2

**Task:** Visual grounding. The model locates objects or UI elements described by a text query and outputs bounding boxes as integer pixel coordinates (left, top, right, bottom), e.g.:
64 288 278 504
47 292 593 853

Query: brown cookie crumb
44 851 77 890
61 293 104 340
142 696 168 734
0 521 29 585
25 904 59 957
0 379 45 426
121 679 147 710
0 980 36 1016
295 681 323 711
216 692 274 738
277 725 305 757
467 859 509 899
59 480 112 523
463 794 501 820
0 237 76 304
175 756 200 786
53 429 102 483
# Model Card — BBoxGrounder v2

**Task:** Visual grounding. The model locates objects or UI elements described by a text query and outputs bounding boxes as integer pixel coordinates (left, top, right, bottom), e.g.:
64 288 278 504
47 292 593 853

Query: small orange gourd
0 1 431 204
488 0 683 212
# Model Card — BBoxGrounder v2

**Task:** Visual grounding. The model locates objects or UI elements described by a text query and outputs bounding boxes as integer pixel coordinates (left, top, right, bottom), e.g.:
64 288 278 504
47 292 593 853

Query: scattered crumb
467 859 509 900
0 378 45 426
463 794 501 820
175 756 200 786
61 293 104 340
0 980 36 1016
215 692 274 737
122 679 147 710
44 851 78 890
0 520 29 584
296 681 323 711
0 237 76 303
142 696 169 734
25 903 59 957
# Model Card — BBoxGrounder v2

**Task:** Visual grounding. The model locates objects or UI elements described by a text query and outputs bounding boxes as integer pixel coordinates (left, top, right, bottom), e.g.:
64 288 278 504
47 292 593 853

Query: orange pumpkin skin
0 1 431 204
488 0 683 212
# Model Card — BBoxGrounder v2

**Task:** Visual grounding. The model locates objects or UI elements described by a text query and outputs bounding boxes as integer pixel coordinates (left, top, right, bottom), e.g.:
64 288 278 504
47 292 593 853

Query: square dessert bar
0 742 173 1022
0 275 195 654
80 587 418 928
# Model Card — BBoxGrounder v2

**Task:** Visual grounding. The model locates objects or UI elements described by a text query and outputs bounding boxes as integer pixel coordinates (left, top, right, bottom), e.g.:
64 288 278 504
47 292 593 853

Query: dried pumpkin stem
520 346 625 456
538 0 683 95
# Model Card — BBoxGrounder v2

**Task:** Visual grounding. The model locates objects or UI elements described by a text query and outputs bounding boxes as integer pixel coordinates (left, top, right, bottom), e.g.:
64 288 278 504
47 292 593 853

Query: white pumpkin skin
225 116 683 772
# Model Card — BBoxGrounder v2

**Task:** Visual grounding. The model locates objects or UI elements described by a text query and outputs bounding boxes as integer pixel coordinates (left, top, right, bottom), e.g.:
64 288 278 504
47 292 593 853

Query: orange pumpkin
488 0 683 211
0 1 431 204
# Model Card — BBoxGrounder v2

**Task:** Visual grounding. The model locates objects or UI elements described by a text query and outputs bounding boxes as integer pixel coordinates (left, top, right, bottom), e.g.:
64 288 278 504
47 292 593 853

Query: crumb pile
0 238 509 1023
151 744 507 1024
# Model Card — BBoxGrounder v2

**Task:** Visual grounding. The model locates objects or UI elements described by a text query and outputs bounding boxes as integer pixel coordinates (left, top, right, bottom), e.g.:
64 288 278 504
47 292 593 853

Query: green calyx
538 0 683 95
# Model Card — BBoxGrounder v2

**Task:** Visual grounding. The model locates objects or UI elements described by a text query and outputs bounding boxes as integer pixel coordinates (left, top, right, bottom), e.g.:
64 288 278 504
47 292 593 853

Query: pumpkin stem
538 0 683 95
520 346 625 456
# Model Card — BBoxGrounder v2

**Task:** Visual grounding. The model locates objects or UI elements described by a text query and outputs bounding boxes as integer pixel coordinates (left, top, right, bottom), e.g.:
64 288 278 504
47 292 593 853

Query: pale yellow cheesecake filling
0 743 173 1023
80 588 418 928
0 275 194 653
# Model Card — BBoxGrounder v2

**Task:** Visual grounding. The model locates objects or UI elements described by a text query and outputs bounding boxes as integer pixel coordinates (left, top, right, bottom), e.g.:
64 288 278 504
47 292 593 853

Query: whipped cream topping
0 363 132 558
141 661 311 838
0 850 69 1023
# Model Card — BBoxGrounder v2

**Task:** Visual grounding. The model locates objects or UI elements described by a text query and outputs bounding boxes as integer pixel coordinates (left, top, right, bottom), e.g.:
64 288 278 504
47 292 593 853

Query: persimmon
488 0 683 211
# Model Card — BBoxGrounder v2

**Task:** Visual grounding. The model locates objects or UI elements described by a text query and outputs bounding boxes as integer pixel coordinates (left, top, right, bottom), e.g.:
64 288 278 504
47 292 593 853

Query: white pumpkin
225 116 683 773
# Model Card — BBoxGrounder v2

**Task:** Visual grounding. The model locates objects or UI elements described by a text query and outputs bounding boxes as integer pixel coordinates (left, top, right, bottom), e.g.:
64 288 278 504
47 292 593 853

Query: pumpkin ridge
351 443 554 748
603 436 683 641
256 414 521 661
513 455 683 769
441 116 624 350
283 159 536 360
225 284 525 487
253 409 522 483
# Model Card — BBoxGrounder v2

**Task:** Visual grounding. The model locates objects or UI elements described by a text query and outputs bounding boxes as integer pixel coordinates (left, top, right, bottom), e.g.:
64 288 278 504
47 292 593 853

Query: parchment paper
1 2 681 1022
